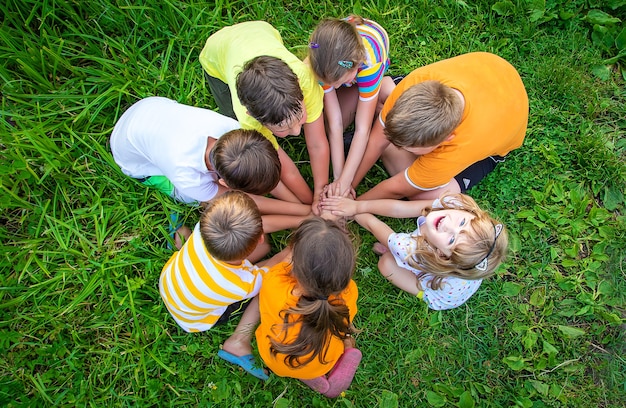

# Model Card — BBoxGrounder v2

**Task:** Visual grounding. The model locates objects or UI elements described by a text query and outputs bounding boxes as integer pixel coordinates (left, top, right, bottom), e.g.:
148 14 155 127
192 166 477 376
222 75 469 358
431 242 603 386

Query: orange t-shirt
380 52 528 190
255 262 358 379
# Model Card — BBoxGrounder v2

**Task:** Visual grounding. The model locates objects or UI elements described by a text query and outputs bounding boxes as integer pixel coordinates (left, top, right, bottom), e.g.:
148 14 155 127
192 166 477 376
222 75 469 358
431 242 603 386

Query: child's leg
380 143 417 177
335 86 359 129
222 296 260 357
218 296 269 380
375 76 395 115
378 252 423 296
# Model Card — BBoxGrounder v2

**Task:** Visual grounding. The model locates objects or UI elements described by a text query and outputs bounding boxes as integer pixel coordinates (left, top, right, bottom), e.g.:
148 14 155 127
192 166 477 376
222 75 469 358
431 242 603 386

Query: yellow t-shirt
199 21 324 149
255 261 358 379
381 52 528 190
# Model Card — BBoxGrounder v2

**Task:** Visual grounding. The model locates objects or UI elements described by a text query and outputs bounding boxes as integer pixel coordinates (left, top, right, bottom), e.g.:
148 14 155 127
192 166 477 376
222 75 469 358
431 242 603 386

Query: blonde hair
308 16 366 84
407 193 508 290
210 129 281 195
385 80 463 147
199 191 263 262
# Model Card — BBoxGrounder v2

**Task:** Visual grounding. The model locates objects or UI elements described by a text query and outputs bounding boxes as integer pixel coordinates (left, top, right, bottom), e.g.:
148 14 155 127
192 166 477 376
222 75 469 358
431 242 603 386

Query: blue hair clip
309 42 319 49
338 60 353 69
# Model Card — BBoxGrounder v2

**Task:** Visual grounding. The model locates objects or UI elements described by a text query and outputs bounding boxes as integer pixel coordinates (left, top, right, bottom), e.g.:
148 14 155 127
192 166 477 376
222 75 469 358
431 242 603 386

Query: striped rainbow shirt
323 18 390 101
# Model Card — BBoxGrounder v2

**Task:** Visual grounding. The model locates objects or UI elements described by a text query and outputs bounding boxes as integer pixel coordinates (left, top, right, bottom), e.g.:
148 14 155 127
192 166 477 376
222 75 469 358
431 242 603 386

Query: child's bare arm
251 195 312 216
353 213 394 246
261 214 308 234
303 116 331 215
351 119 390 189
333 96 378 195
378 253 423 295
324 90 346 181
277 148 314 205
323 195 431 218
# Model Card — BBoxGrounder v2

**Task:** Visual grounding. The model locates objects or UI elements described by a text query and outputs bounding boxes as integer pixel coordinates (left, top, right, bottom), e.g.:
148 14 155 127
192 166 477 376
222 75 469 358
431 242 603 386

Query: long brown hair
269 217 357 368
308 16 366 83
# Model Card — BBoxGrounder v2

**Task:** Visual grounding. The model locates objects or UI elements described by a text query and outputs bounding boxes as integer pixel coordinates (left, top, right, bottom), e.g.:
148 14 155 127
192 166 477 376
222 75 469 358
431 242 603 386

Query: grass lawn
1 0 625 406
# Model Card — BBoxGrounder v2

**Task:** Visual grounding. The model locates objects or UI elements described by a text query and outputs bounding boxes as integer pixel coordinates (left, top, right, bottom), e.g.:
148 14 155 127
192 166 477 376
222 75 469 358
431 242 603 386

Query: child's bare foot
372 242 388 256
222 335 253 357
174 225 192 250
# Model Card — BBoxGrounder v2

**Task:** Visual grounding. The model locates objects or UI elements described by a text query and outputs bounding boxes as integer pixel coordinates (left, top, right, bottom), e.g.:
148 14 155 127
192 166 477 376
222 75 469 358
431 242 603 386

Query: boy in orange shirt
352 52 528 200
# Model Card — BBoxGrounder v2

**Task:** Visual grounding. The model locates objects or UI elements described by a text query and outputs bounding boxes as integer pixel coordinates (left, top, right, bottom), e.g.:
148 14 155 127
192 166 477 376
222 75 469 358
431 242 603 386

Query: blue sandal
167 211 183 250
217 349 269 381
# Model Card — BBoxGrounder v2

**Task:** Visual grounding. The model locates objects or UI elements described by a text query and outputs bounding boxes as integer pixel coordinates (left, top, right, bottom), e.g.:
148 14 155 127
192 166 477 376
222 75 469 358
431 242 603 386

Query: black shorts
204 72 237 120
214 298 252 326
454 155 506 193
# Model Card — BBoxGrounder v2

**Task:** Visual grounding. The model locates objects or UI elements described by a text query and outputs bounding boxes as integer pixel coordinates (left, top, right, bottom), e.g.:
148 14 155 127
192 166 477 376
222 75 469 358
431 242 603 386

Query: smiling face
421 209 476 257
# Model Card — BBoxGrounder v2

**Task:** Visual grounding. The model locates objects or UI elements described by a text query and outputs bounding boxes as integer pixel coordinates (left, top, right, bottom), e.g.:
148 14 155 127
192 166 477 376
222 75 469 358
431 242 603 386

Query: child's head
210 129 281 195
236 56 305 136
308 16 366 86
385 80 463 149
409 193 508 286
270 217 356 368
199 191 263 263
290 217 355 298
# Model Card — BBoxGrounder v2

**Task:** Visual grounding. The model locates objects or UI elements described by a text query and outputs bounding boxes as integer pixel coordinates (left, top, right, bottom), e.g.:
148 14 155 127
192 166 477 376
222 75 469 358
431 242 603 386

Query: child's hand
327 180 356 200
319 206 339 222
321 196 359 217
342 335 356 349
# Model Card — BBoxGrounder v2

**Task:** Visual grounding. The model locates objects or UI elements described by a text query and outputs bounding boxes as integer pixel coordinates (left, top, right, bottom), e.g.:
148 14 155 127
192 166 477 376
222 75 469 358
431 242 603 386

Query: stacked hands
319 182 359 219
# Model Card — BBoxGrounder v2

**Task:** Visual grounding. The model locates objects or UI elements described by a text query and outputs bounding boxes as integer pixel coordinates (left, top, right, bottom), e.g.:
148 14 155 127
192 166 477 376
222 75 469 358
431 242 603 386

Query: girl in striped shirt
307 16 394 197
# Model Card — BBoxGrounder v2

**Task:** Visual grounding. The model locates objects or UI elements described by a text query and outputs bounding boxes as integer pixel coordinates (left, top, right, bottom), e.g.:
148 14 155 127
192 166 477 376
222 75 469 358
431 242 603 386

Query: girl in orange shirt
255 217 361 398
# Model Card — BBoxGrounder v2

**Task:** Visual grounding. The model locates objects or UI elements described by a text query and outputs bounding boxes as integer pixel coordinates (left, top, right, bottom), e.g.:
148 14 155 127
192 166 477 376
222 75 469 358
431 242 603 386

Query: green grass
1 0 625 406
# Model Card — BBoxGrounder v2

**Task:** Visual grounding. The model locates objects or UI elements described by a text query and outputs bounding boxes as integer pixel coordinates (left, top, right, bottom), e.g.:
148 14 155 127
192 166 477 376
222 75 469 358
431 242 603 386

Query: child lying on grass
322 190 507 310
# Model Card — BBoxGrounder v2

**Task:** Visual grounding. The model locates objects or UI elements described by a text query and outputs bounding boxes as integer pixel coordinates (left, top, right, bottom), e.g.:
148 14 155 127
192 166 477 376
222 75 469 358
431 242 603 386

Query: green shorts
139 175 175 198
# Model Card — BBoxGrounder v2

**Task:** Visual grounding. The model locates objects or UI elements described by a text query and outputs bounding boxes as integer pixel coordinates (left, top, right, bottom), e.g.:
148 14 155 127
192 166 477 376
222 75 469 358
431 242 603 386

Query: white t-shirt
110 97 239 203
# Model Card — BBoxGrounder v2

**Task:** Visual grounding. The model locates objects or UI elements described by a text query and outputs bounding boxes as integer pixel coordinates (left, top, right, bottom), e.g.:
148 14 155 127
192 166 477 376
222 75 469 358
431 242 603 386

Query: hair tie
318 295 328 301
338 60 353 69
309 42 319 49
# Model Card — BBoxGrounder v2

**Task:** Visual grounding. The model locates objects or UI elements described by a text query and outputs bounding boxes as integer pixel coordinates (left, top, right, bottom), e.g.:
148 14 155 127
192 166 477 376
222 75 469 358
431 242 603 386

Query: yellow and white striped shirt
159 223 267 332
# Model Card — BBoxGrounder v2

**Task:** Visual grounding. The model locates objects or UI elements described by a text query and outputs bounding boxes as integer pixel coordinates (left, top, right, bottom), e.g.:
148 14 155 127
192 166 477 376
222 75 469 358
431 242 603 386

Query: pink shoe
323 348 362 398
301 376 330 394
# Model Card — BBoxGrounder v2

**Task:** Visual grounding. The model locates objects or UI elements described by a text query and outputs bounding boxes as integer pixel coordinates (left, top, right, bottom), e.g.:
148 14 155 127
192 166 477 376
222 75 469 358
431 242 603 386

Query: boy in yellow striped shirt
159 191 297 380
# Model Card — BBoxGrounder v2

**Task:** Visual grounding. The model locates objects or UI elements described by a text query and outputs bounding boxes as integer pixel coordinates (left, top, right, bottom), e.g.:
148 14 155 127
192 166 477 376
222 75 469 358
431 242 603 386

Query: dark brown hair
210 129 280 195
199 191 263 262
236 56 304 127
270 217 357 368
